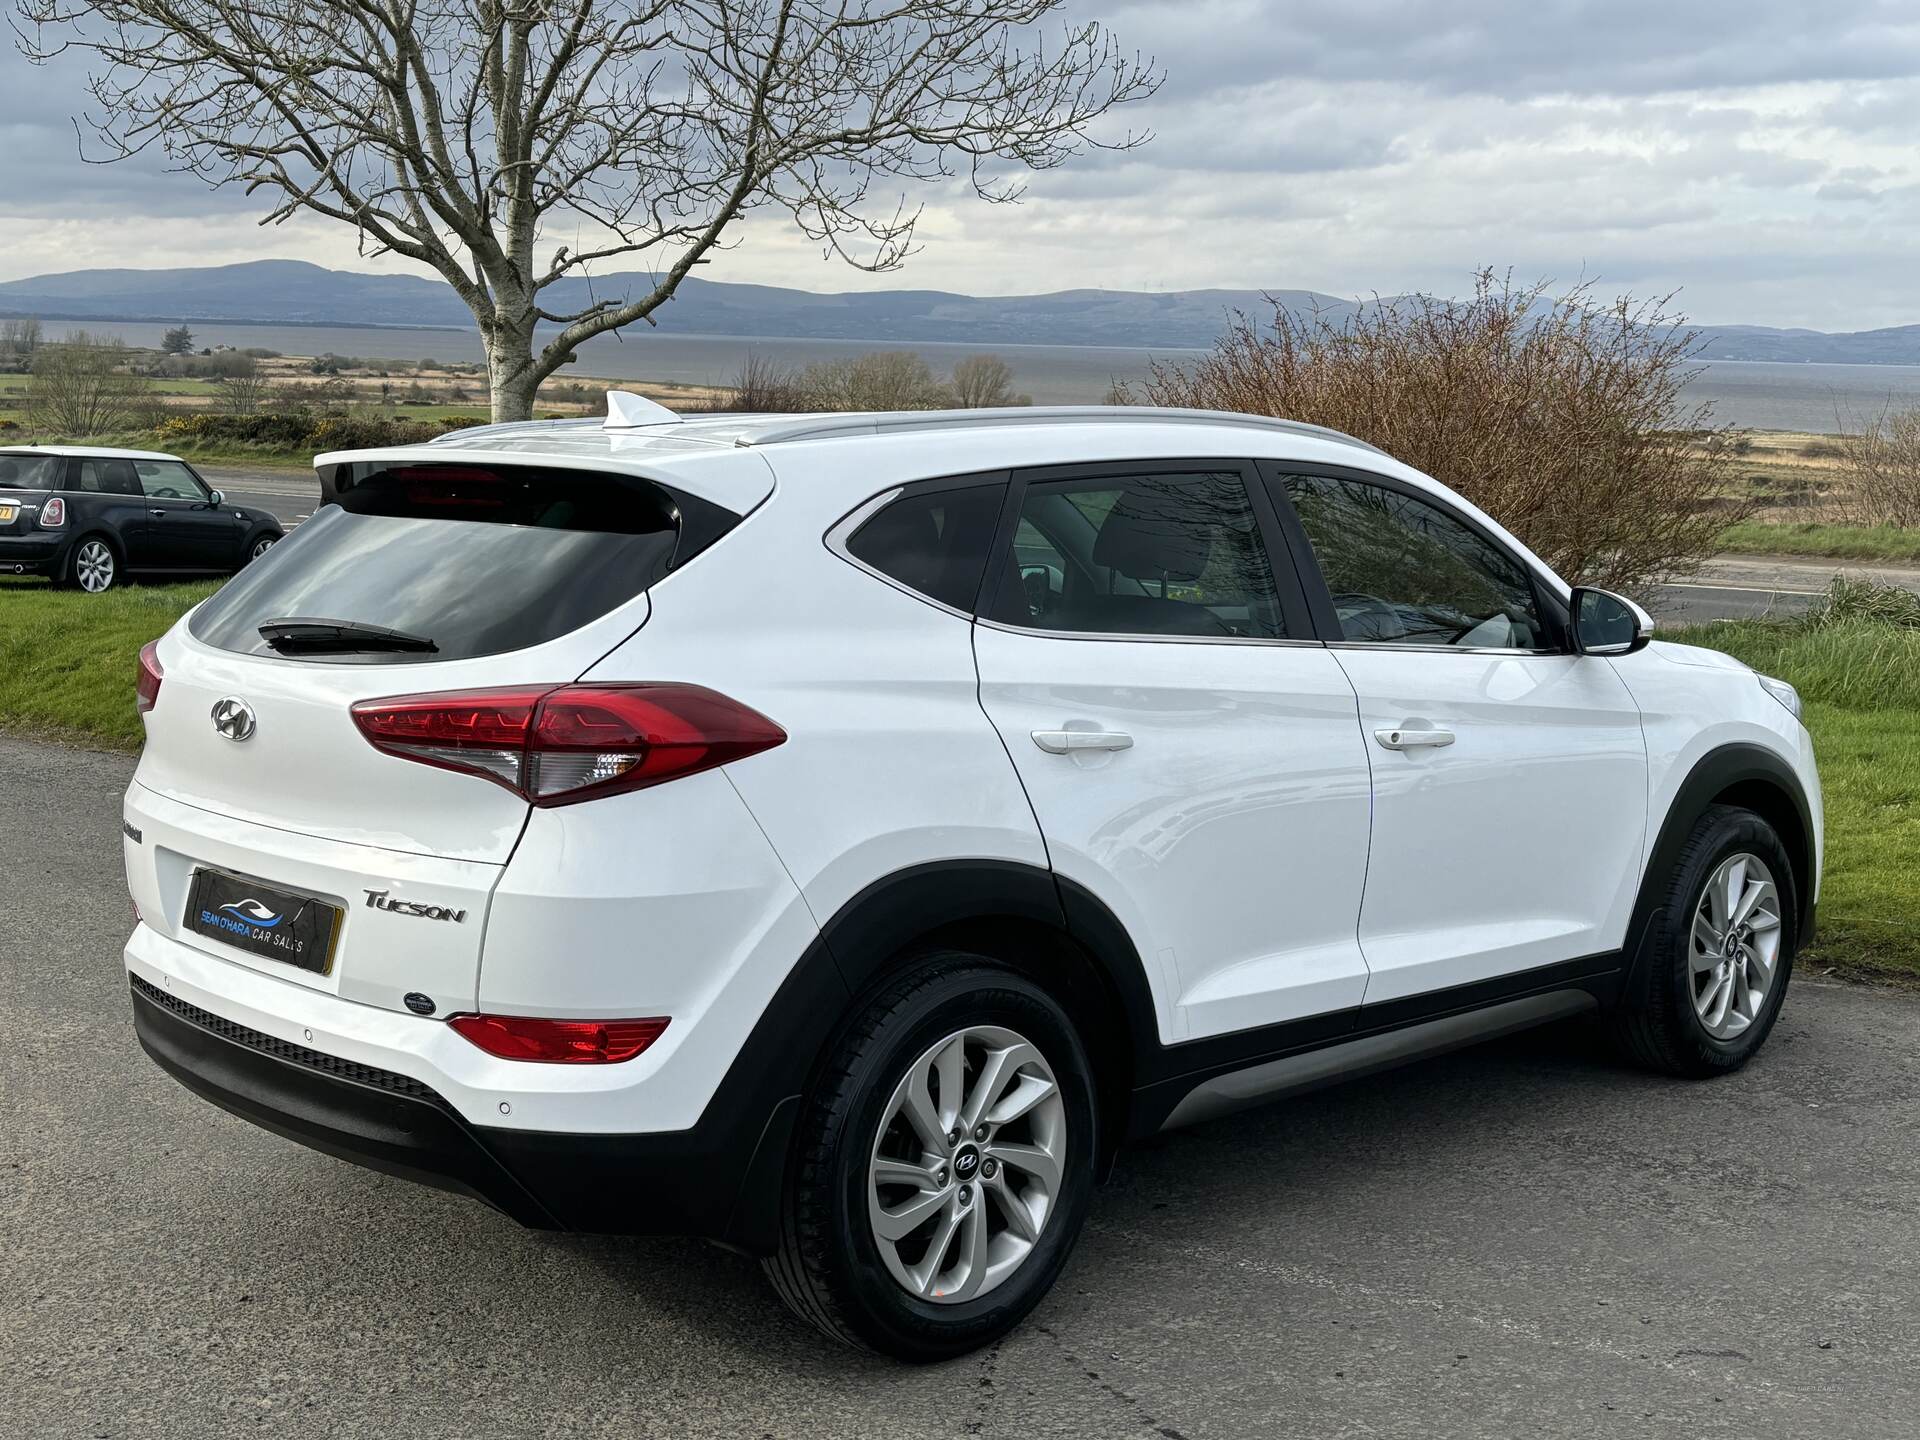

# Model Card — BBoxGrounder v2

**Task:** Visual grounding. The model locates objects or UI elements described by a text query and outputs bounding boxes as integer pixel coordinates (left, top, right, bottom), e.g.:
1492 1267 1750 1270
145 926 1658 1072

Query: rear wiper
258 617 438 655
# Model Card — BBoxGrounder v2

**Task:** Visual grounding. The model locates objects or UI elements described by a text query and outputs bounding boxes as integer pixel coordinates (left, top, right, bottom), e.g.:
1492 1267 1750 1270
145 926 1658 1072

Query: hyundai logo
211 697 256 742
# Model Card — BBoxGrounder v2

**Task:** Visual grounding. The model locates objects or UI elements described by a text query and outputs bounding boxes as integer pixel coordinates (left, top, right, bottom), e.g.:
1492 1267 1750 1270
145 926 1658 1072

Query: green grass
1664 616 1920 984
1717 521 1920 563
0 579 219 747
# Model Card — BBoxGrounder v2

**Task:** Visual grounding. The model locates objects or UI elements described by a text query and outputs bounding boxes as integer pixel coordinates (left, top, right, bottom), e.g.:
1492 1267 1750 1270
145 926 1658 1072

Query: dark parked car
0 446 282 593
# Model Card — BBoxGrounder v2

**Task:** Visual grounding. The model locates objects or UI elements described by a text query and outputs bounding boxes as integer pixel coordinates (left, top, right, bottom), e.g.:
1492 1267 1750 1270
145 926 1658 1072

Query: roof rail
725 406 1387 456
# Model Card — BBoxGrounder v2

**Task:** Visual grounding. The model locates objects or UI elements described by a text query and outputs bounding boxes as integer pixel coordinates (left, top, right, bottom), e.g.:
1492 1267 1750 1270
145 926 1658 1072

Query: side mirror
207 489 225 506
1570 586 1653 656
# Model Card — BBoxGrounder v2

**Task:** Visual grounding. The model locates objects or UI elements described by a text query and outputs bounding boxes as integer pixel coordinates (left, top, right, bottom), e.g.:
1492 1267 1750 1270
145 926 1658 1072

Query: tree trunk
485 306 541 422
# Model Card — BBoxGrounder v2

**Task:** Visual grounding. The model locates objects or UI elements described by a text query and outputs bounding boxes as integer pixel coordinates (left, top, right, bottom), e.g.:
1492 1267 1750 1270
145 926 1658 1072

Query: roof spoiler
604 390 682 429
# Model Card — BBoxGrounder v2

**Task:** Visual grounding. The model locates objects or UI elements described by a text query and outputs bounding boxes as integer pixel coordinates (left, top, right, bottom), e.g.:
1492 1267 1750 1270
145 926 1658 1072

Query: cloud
2 1 1919 330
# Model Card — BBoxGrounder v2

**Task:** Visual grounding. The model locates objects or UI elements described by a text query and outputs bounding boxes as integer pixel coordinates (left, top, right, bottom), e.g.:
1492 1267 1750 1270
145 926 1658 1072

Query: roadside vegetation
1716 522 1920 563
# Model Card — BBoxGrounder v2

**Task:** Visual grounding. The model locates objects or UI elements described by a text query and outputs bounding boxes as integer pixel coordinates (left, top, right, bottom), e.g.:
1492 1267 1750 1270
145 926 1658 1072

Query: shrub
1127 270 1743 592
799 351 952 411
27 331 146 436
1832 407 1920 527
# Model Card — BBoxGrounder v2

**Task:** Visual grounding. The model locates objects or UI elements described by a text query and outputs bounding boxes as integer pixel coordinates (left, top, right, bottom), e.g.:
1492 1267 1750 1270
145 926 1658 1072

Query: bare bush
27 331 146 436
1833 408 1920 527
951 354 1020 408
1128 270 1740 592
727 353 812 413
801 352 953 411
215 363 274 416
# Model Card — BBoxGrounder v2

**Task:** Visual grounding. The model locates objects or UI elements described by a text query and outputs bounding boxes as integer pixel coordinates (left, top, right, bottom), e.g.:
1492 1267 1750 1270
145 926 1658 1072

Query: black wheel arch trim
1626 742 1816 970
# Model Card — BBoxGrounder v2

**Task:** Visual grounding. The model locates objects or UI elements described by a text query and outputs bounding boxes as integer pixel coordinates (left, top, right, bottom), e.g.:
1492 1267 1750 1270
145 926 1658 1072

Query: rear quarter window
842 481 1006 613
0 454 62 492
189 462 736 664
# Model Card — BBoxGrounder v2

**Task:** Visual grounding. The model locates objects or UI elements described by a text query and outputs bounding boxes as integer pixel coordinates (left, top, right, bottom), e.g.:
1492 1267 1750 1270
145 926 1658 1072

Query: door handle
148 508 168 518
1374 726 1455 751
1032 729 1134 755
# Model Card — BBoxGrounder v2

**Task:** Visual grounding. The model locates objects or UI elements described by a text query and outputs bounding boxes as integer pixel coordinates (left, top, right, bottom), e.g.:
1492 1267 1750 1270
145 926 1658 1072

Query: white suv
123 398 1822 1360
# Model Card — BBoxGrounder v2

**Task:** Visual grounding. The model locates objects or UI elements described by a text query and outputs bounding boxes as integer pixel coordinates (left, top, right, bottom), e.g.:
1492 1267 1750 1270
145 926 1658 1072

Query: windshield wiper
258 617 438 655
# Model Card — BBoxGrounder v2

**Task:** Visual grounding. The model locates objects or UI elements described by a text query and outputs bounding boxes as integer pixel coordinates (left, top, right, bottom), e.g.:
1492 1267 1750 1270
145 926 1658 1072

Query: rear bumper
130 974 798 1246
0 533 64 575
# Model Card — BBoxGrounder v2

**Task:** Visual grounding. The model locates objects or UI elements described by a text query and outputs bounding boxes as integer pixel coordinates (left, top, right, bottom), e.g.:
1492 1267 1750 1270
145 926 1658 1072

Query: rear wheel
1614 805 1798 1076
246 533 279 564
70 536 120 594
764 955 1097 1360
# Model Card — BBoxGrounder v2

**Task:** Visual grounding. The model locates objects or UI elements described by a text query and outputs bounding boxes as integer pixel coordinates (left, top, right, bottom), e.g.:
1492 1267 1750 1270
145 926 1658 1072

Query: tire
1613 804 1798 1077
763 954 1099 1361
243 531 280 567
67 535 121 594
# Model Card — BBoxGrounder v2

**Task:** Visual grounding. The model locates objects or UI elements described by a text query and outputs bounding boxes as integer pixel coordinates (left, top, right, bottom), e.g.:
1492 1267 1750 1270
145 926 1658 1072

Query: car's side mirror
207 489 225 506
1570 586 1653 656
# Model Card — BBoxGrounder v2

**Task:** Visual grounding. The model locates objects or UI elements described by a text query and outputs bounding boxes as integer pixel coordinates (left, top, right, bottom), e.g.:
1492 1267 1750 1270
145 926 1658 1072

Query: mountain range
2 259 1917 364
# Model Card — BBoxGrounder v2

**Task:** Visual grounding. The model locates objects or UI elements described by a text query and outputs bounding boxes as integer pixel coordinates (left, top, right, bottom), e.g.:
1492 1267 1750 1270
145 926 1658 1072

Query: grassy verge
0 579 218 748
1717 521 1920 563
1664 615 1920 985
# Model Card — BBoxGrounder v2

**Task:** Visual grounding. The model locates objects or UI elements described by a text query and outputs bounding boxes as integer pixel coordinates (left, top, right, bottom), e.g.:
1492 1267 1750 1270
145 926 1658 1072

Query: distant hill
1 258 1916 362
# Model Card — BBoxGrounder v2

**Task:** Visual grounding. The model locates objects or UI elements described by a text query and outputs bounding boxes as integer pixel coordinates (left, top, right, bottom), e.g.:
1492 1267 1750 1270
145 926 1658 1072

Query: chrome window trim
1324 641 1566 658
975 616 1326 649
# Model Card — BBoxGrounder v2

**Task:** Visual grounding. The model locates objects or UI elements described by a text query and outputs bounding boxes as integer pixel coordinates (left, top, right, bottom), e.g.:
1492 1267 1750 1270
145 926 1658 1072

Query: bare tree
0 316 43 364
1833 406 1920 527
27 330 146 435
950 353 1017 407
16 2 1157 421
727 351 810 412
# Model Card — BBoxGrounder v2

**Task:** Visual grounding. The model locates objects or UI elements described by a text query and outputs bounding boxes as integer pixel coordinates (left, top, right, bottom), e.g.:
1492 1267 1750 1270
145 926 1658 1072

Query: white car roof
0 444 188 462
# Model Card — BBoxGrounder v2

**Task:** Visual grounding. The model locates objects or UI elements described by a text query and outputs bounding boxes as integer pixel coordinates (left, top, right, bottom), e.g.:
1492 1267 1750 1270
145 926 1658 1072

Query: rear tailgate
128 453 746 1016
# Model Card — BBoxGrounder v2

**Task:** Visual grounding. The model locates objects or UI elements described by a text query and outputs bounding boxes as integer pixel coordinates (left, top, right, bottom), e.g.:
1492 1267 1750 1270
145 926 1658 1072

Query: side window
135 460 209 501
70 458 141 496
843 481 1005 613
1284 474 1546 648
990 471 1285 639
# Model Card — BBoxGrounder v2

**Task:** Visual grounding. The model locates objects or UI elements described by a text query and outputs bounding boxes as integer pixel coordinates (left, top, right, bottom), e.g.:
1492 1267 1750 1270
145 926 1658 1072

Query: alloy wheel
867 1024 1067 1304
1690 851 1783 1040
75 540 115 593
249 535 277 561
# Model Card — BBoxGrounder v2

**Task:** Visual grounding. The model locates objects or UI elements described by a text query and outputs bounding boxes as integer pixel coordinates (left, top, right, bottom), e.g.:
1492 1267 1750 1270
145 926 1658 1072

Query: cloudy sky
3 0 1919 331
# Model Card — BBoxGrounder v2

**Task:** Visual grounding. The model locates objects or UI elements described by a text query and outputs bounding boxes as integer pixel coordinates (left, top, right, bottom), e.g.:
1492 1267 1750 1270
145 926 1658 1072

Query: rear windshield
0 454 63 492
189 462 732 664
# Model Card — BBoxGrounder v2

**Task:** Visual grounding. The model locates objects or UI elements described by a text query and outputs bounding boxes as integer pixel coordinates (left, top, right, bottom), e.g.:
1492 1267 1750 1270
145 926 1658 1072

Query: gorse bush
1127 270 1742 592
152 411 485 451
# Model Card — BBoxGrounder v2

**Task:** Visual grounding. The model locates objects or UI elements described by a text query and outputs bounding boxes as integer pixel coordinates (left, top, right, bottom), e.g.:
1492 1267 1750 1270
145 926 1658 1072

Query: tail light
448 1013 669 1064
136 640 163 715
349 683 785 806
40 496 66 528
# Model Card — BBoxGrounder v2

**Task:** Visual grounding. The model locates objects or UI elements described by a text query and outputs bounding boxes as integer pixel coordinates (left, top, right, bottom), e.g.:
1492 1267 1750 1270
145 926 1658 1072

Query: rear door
972 460 1375 1043
1270 467 1648 1006
65 456 150 556
132 458 241 568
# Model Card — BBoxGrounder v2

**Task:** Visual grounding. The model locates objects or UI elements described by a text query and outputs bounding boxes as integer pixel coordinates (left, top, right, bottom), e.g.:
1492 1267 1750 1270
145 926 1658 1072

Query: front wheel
763 956 1098 1360
1614 804 1798 1076
245 533 279 565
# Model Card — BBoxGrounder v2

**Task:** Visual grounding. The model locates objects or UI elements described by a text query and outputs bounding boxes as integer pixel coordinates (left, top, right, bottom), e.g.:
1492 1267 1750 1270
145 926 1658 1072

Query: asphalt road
4 734 1919 1439
194 465 1918 625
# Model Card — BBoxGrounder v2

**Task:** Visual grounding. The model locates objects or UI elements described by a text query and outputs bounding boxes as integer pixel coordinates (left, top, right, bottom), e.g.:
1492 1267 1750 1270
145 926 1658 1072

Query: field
3 574 1913 987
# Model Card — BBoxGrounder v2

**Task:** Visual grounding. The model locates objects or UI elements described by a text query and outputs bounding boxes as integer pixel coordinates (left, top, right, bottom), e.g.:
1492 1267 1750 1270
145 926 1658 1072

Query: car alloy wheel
867 1024 1066 1304
249 535 277 562
75 539 116 593
1689 851 1784 1040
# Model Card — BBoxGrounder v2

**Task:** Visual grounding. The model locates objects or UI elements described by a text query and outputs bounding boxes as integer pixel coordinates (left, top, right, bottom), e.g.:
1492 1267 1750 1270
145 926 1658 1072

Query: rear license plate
187 867 342 975
0 505 16 524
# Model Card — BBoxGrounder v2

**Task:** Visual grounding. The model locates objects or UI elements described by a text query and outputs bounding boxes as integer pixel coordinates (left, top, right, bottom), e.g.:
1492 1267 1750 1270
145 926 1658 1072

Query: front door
1273 469 1649 1006
133 458 239 569
972 461 1376 1043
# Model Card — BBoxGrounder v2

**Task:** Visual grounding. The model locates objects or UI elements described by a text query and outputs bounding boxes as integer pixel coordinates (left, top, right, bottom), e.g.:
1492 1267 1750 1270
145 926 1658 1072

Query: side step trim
1158 989 1597 1131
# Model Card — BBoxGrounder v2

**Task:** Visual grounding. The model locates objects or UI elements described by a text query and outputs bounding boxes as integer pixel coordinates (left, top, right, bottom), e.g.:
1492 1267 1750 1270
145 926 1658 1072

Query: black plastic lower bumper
129 975 796 1249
